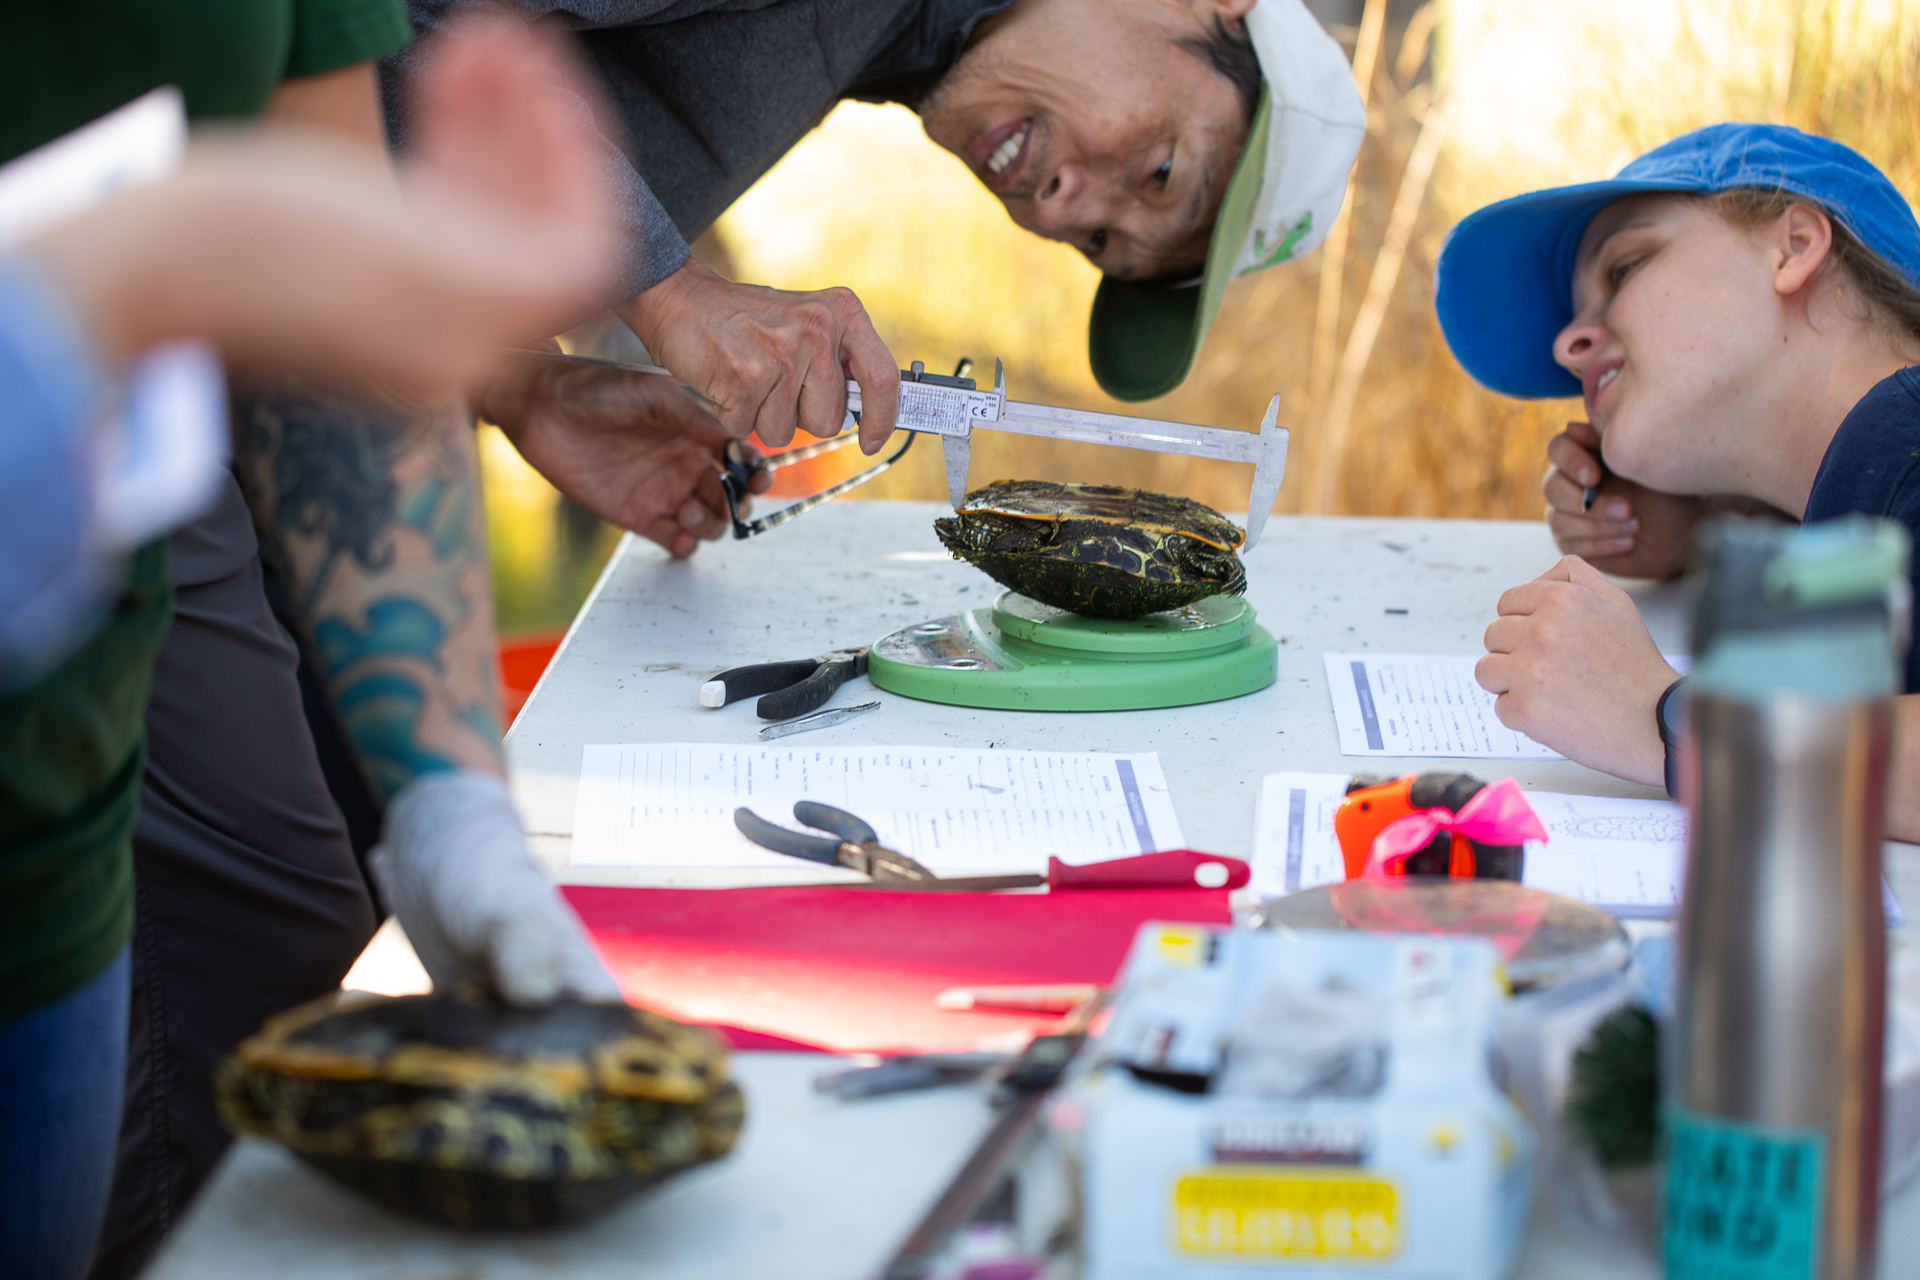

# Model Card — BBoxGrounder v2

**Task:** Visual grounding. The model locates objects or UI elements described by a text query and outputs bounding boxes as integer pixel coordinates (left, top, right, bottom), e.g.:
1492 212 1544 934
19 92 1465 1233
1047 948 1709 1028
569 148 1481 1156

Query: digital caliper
519 350 1289 548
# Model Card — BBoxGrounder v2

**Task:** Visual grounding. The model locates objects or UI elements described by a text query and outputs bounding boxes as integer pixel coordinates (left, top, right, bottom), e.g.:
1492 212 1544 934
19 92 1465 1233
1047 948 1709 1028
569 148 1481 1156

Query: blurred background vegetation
484 0 1920 635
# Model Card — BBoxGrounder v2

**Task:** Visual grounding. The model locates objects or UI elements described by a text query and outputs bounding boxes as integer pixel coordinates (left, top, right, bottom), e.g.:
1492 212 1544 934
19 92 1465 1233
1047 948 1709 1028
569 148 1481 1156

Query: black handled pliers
734 802 936 885
699 648 869 721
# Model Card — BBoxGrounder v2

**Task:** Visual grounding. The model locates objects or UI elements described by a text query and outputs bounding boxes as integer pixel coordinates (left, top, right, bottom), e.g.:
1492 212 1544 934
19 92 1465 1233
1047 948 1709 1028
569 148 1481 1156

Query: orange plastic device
1334 774 1481 880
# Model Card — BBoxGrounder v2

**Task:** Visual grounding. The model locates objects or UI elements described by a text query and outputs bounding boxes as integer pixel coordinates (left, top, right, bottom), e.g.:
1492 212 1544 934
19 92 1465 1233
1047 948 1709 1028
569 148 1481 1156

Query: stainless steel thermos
1668 516 1911 1280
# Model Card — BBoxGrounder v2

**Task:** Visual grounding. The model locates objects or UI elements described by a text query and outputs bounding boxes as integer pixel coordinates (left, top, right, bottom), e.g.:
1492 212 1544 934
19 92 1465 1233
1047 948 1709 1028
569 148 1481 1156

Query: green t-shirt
1 0 413 160
0 0 412 1020
0 545 170 1018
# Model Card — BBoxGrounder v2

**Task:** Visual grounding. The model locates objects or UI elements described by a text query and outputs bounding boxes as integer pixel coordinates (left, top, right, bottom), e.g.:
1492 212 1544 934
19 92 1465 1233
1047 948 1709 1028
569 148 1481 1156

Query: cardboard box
1066 925 1533 1279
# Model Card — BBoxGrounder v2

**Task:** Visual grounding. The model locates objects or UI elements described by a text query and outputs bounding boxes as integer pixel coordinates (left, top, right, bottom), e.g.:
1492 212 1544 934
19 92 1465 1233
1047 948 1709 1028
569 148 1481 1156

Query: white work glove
369 769 623 1006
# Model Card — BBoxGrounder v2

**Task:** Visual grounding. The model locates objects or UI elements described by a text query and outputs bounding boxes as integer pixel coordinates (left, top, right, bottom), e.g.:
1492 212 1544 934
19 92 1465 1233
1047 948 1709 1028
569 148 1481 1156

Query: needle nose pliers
734 801 936 884
699 647 870 720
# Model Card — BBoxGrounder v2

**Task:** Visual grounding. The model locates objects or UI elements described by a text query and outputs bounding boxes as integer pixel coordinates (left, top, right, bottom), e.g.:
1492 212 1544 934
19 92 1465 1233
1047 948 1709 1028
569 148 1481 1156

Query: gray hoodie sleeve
381 1 691 307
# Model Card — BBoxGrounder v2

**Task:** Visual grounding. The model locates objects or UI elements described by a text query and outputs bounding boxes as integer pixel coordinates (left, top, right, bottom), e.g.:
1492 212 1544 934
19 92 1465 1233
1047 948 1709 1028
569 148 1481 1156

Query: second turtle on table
216 991 743 1229
934 480 1247 620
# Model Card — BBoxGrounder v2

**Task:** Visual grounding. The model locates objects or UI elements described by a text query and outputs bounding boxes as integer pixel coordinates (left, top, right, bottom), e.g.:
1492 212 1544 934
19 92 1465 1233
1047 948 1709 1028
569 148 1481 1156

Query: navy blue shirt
1804 366 1920 691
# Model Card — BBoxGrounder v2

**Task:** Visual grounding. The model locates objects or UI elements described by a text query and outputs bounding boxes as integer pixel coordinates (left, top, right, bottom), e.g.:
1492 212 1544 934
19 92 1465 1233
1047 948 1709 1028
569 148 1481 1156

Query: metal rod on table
880 1091 1053 1280
877 992 1107 1279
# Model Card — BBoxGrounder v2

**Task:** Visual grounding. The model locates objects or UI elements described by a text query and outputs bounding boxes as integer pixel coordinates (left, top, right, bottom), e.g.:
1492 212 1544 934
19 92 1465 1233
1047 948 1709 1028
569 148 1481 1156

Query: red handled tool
734 802 1248 892
1040 848 1249 892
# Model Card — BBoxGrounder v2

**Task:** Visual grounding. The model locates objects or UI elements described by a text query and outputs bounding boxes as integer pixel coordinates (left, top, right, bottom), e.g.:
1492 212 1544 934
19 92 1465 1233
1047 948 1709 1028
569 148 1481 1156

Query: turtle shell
216 992 743 1229
934 480 1247 620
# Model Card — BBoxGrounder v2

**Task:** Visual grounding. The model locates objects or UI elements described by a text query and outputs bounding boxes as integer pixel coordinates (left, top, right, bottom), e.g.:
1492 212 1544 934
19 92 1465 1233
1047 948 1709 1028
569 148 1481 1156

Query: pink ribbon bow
1362 777 1549 878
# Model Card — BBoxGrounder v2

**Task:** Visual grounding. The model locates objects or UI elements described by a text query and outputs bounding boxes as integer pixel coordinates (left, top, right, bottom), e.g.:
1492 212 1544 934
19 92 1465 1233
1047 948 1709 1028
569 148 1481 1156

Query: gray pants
85 477 380 1280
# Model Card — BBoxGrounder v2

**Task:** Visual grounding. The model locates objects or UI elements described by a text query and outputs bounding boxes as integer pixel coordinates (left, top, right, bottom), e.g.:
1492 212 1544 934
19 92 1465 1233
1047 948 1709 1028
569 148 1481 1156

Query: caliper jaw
937 357 1003 509
852 357 1001 511
942 436 970 510
1241 396 1288 551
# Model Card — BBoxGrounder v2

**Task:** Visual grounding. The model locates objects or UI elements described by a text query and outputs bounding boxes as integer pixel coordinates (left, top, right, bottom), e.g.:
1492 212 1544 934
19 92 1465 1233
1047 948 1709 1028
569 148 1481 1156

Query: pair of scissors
699 647 870 721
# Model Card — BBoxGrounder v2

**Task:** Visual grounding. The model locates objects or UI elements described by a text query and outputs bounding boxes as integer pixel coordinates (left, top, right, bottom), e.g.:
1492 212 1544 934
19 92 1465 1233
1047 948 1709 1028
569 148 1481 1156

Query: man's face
1554 193 1793 494
920 0 1255 282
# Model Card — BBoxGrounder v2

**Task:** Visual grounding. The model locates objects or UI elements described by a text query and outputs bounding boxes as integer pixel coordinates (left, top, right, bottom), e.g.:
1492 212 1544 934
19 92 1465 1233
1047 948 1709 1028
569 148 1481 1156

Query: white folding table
145 504 1920 1278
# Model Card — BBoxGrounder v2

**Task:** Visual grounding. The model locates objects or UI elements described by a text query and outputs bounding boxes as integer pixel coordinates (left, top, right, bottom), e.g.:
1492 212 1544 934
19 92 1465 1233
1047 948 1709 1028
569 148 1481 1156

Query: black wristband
1655 677 1688 800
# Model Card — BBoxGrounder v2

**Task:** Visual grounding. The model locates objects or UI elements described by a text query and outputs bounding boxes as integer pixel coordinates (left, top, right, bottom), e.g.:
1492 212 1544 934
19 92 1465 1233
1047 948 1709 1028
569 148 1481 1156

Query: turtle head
1171 533 1248 597
935 511 1058 562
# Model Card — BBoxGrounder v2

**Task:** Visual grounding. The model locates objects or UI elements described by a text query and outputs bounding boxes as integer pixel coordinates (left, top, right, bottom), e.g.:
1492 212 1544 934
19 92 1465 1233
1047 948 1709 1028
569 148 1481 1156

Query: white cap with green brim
1088 0 1366 402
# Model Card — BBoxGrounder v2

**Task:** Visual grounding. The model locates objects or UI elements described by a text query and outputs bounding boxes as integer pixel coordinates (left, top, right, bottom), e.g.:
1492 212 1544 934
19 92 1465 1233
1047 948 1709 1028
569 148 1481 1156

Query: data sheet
572 744 1184 875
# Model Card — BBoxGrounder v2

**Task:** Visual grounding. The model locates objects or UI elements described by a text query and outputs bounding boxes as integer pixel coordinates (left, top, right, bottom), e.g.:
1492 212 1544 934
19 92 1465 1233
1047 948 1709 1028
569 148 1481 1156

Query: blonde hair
1697 188 1920 349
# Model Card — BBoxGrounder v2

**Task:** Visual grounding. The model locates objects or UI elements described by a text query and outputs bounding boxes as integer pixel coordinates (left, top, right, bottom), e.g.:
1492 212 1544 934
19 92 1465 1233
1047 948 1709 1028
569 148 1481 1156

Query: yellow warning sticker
1154 926 1207 968
1171 1168 1399 1260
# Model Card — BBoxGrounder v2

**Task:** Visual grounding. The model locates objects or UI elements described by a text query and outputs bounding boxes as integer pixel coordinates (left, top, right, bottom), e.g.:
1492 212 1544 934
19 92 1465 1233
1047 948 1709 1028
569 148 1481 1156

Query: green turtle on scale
869 479 1274 711
934 480 1248 620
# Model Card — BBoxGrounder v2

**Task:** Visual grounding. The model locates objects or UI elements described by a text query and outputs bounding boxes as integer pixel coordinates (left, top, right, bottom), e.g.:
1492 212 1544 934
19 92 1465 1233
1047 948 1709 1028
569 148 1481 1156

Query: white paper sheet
1522 794 1897 923
1323 652 1692 760
1323 653 1562 759
1249 777 1690 918
1518 791 1688 917
1249 772 1353 899
571 744 1184 873
1250 781 1903 925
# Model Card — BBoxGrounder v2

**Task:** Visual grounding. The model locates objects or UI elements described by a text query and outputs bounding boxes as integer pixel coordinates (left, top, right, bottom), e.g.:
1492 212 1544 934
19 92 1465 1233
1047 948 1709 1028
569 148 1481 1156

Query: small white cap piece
698 680 727 709
1193 861 1231 889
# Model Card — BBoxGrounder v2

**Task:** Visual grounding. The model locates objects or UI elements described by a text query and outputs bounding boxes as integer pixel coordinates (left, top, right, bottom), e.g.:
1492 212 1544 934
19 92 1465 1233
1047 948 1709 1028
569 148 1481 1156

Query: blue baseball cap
1434 123 1920 399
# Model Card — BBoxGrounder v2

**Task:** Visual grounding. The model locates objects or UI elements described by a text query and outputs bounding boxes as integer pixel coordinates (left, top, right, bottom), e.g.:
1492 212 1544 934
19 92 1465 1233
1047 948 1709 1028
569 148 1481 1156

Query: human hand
369 770 623 1006
479 349 772 557
1476 555 1677 786
1543 421 1703 580
27 12 618 399
616 259 901 455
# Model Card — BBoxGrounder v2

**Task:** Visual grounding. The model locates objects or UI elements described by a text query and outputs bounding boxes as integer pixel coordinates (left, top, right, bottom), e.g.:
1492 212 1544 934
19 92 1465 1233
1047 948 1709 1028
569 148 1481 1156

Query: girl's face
1553 194 1790 493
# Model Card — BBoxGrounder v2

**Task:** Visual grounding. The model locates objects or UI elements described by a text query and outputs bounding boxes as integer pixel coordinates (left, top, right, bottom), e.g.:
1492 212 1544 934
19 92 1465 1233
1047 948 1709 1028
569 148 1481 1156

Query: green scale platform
868 591 1277 712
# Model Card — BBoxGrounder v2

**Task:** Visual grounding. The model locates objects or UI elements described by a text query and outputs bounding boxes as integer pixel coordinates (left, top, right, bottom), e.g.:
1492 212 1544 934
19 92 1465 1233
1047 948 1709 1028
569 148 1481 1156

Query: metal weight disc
1251 877 1630 992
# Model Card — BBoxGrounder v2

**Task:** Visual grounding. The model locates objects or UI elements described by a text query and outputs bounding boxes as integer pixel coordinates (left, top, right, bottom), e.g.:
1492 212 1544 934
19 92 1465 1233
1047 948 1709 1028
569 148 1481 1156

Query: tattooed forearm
235 383 505 800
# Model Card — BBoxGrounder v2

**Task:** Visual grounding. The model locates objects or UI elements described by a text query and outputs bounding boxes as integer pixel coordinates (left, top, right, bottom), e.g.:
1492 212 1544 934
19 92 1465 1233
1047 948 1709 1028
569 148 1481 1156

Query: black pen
1581 457 1611 513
